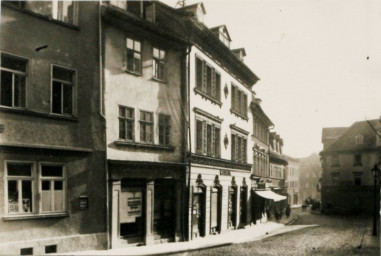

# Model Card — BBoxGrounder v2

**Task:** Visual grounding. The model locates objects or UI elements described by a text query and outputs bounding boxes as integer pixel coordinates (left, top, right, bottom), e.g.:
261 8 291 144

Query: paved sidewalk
55 222 315 256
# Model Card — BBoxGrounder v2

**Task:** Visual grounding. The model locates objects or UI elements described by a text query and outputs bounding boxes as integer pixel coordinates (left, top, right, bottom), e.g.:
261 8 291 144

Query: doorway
192 186 205 238
228 186 237 229
239 186 247 226
210 186 222 234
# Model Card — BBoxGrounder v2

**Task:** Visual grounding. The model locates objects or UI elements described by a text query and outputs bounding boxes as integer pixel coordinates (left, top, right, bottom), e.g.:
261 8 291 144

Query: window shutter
231 134 235 161
231 85 235 111
235 89 240 113
235 135 239 162
202 120 207 155
211 125 215 156
202 61 206 93
243 94 247 117
215 127 220 157
211 69 216 98
215 73 221 101
196 120 203 153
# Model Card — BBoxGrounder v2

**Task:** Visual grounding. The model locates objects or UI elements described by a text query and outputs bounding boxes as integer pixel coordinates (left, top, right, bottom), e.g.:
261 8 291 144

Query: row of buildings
0 1 300 254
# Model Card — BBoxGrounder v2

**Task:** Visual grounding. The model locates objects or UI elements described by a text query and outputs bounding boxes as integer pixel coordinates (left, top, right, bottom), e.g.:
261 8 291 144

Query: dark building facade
320 119 381 214
0 1 107 254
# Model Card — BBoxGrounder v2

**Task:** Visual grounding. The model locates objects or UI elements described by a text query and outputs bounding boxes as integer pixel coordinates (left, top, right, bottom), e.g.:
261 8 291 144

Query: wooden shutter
214 127 220 157
231 134 235 161
196 120 203 153
243 94 247 117
215 73 221 101
201 61 206 93
211 69 216 98
231 85 235 110
202 120 207 155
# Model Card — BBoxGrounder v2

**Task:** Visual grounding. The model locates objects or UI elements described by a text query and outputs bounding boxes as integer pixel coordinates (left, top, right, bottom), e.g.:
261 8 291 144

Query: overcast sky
164 0 381 158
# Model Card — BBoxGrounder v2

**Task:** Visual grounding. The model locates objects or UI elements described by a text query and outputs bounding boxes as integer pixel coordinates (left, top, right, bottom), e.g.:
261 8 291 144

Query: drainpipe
98 0 110 250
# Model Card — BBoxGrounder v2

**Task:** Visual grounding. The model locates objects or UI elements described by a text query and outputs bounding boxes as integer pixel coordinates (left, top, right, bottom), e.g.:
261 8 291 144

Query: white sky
163 0 381 158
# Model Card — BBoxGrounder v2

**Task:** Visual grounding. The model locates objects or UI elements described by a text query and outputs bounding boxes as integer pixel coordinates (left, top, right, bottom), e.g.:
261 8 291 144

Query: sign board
220 170 231 176
120 188 142 223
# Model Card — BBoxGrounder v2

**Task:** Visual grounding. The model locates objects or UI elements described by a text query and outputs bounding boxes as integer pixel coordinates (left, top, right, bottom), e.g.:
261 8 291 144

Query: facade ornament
224 134 229 149
242 177 247 186
196 174 204 186
213 175 220 186
224 83 229 98
231 176 236 187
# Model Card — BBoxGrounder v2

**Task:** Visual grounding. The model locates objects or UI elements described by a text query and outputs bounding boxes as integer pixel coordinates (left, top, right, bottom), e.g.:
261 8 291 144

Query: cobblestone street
173 211 380 256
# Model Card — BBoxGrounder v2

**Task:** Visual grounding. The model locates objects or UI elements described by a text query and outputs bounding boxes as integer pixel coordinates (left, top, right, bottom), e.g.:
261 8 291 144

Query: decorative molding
231 176 236 187
114 140 175 152
230 109 248 121
196 174 204 186
194 88 222 107
224 83 229 98
193 107 223 123
0 143 92 153
191 153 251 171
242 177 247 187
230 124 249 136
213 175 220 186
224 134 229 149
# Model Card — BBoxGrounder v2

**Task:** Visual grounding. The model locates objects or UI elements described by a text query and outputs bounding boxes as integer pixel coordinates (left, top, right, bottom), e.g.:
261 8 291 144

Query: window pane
207 124 212 155
57 1 74 24
54 189 64 211
215 73 221 100
42 180 50 190
1 71 12 107
196 58 203 89
196 120 203 152
127 38 134 49
159 125 164 145
119 119 126 139
215 127 220 157
42 181 51 212
158 62 165 80
42 166 63 177
25 1 53 18
22 180 32 213
231 135 235 161
8 180 18 213
134 53 141 73
14 75 26 108
119 107 126 117
127 50 134 71
1 54 27 72
52 81 62 114
53 66 73 83
54 181 63 190
8 163 32 176
134 41 141 52
153 48 159 58
63 84 73 114
127 120 133 140
206 66 212 95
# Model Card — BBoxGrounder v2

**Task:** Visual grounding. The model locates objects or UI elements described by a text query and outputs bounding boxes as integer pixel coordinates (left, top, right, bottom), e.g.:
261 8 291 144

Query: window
9 1 78 25
140 111 153 143
126 38 141 74
253 150 268 176
354 176 362 186
231 84 247 118
195 56 221 102
0 53 27 108
355 135 363 145
119 106 134 141
6 163 34 214
109 0 127 9
41 165 65 212
51 66 75 115
231 133 247 163
353 154 362 166
153 47 166 80
331 173 340 185
331 155 340 167
159 114 170 145
195 119 220 157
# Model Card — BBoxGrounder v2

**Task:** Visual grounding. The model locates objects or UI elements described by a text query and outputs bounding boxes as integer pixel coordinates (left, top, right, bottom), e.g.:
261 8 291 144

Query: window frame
195 116 221 158
50 64 77 116
119 105 135 141
353 154 362 166
231 132 247 163
158 114 171 146
231 83 247 118
39 163 66 214
355 135 364 145
5 161 36 215
0 52 29 109
194 55 221 103
125 37 142 75
139 110 154 144
152 47 166 81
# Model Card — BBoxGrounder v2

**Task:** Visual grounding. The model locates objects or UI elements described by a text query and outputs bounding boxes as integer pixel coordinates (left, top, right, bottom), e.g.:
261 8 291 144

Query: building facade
0 1 106 255
320 119 381 214
298 153 322 204
285 156 300 205
268 132 288 195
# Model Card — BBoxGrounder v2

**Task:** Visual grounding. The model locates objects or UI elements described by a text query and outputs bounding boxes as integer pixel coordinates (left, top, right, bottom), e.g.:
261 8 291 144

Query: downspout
98 0 110 249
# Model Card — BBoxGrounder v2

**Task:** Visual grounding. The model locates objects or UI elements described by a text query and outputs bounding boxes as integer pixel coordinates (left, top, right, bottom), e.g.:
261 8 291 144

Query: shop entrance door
210 187 221 234
239 186 247 226
192 186 205 238
228 186 237 229
153 179 175 240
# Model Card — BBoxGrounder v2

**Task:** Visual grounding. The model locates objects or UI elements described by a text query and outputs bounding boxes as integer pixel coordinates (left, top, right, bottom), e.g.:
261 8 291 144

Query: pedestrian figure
286 204 291 218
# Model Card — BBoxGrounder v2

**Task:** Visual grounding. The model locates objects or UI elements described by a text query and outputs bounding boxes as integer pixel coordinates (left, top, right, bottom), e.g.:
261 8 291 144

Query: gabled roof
323 119 381 153
321 127 348 142
231 48 246 57
177 2 206 15
210 25 231 41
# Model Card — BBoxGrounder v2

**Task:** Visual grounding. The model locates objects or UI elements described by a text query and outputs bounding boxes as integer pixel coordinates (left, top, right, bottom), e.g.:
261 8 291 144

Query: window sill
194 88 222 107
151 77 167 84
114 140 175 152
0 107 78 122
3 212 69 221
3 3 79 30
230 109 248 121
124 69 142 77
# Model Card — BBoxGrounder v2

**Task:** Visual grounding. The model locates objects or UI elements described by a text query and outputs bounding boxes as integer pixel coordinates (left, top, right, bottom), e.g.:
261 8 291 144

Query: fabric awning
254 190 287 202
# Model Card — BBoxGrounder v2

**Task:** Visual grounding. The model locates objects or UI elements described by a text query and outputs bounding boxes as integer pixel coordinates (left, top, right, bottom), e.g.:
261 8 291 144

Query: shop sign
120 189 142 223
220 170 231 176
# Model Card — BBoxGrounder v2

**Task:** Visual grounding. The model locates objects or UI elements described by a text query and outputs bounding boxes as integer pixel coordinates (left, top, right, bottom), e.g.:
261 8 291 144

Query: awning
254 190 287 202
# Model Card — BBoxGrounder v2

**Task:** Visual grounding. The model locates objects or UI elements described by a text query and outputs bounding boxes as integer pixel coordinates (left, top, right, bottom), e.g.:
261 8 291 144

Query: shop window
51 65 75 115
119 106 134 141
6 163 34 214
353 154 362 166
126 38 141 74
140 110 153 143
10 1 78 25
159 114 170 145
41 165 65 212
153 47 166 81
0 53 27 108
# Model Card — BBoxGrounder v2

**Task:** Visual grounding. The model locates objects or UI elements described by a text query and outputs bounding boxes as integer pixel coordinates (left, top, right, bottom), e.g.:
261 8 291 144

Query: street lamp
371 164 380 236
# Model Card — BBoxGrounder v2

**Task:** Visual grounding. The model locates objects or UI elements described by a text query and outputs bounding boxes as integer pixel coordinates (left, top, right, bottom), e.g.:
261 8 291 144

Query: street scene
0 0 380 255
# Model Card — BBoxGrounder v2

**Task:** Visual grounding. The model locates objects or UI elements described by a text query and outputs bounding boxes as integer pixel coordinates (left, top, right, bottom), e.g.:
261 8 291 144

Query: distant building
269 132 288 195
320 119 381 214
298 153 322 204
285 156 300 205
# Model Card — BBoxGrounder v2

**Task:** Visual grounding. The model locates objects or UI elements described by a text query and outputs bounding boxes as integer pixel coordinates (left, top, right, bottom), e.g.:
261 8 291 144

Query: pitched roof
210 25 231 41
321 127 348 142
323 119 381 153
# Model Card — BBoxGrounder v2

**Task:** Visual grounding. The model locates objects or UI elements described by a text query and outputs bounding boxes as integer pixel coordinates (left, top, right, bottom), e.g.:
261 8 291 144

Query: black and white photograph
0 0 380 255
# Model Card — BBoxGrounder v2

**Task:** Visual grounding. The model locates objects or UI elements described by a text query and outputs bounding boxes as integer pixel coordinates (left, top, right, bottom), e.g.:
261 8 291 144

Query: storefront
109 161 185 247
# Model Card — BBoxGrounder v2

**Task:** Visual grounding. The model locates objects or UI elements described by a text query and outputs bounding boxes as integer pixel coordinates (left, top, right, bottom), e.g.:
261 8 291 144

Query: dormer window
355 135 363 145
211 25 231 49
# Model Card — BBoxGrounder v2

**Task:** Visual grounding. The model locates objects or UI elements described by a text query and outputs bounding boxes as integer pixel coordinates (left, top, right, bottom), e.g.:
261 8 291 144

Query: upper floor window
330 155 340 167
195 56 221 102
126 38 141 74
231 133 247 163
119 106 134 141
140 110 153 143
159 114 171 146
9 1 78 25
353 154 362 166
331 173 340 185
231 84 247 118
0 53 27 108
253 117 268 143
196 119 220 158
153 47 166 81
51 65 75 115
355 135 363 145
